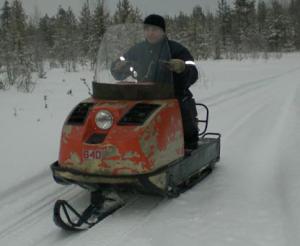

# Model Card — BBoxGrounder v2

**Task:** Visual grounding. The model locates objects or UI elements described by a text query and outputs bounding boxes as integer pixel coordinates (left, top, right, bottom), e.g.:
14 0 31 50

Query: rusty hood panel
58 98 184 176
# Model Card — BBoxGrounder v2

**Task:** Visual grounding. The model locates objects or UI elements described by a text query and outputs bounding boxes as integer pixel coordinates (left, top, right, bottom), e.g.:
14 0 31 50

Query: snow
0 53 300 246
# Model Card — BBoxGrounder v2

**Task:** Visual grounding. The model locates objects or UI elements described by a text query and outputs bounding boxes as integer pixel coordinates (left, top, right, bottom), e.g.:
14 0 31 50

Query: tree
0 0 14 84
257 1 267 33
52 6 79 71
39 14 55 58
0 0 35 91
265 0 295 52
288 0 300 49
78 0 93 65
113 0 141 24
255 1 269 54
189 6 209 59
232 0 258 56
217 0 233 58
90 0 110 68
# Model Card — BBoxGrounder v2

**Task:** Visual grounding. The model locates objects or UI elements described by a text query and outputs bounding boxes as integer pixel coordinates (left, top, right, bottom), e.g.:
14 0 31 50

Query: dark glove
166 59 185 74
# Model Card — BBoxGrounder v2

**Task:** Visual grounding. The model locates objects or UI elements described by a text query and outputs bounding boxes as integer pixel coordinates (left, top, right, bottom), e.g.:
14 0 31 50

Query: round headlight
95 110 113 130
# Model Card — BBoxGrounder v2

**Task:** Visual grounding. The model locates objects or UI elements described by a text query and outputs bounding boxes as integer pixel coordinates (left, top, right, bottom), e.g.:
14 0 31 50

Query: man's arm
110 46 137 81
168 41 198 89
110 56 130 81
174 45 198 89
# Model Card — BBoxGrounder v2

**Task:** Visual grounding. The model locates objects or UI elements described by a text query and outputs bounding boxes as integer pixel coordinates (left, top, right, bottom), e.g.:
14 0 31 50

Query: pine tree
52 6 68 67
113 0 141 24
254 1 269 55
65 7 79 71
189 6 208 59
78 0 93 65
172 12 191 49
27 19 45 78
0 0 35 91
90 0 110 68
217 0 233 58
0 0 14 84
25 5 48 78
288 0 300 49
232 0 258 56
11 0 35 91
266 0 295 52
257 1 267 33
53 6 79 71
39 14 55 60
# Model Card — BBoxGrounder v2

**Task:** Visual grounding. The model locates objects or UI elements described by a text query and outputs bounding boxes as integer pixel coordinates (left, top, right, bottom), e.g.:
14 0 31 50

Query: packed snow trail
0 55 299 246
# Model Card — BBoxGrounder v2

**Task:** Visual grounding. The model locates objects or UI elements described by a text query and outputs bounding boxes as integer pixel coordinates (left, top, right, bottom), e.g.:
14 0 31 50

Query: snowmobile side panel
167 133 221 187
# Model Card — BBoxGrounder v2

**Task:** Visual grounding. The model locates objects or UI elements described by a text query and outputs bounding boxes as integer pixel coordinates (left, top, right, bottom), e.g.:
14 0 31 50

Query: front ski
53 191 124 231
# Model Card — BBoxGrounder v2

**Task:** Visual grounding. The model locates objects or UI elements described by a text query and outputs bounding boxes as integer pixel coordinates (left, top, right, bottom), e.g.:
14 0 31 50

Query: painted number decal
83 150 102 160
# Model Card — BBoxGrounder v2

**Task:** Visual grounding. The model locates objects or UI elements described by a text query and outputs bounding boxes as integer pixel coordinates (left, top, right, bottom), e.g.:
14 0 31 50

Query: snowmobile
50 24 221 231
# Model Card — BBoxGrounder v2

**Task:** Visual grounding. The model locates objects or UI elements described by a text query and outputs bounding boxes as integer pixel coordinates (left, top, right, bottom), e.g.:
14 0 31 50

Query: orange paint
58 98 184 176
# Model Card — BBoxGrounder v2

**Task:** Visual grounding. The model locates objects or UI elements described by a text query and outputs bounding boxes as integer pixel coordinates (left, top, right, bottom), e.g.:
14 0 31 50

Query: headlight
95 110 113 130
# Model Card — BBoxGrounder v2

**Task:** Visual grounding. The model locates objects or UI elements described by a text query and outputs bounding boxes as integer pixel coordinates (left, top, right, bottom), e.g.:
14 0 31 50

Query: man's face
144 25 165 44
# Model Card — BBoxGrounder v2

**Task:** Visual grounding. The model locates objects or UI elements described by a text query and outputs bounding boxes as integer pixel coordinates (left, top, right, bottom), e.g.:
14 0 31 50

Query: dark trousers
179 96 199 148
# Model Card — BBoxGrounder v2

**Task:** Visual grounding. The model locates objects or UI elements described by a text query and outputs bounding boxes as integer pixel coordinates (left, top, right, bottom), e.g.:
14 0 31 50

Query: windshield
93 23 174 100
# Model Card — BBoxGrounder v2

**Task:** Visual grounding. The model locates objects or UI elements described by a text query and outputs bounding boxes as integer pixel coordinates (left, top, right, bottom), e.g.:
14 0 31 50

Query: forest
0 0 299 91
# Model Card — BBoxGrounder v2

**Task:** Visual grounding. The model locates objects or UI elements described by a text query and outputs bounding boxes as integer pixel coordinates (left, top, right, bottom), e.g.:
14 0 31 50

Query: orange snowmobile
50 24 220 231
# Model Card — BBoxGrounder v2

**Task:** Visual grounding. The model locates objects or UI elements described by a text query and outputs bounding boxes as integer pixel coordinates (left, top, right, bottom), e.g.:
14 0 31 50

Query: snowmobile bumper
51 133 221 196
51 160 174 196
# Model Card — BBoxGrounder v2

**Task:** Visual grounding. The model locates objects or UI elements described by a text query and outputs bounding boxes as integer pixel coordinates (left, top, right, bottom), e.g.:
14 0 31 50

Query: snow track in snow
201 65 300 107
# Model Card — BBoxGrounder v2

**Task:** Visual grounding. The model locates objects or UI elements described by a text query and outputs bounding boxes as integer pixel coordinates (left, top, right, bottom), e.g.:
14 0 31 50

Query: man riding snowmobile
50 19 221 231
111 14 199 149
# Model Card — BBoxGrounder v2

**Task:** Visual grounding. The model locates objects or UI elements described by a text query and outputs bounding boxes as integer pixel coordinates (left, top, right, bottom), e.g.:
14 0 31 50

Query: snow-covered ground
0 53 299 246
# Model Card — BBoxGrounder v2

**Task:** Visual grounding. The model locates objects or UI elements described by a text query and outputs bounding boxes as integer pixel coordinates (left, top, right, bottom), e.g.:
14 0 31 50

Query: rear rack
196 103 209 136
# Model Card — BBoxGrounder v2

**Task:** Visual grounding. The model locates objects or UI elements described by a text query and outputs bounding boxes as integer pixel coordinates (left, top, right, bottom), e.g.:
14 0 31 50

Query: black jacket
111 38 198 99
168 40 198 98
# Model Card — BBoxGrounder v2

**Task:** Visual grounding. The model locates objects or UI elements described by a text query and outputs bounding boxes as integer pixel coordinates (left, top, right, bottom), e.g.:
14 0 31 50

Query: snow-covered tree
90 0 110 68
232 0 259 56
52 6 79 71
266 0 295 52
0 0 14 84
0 0 35 91
38 14 55 61
78 1 93 65
113 0 141 24
288 0 300 49
27 20 46 78
217 0 233 58
188 6 210 59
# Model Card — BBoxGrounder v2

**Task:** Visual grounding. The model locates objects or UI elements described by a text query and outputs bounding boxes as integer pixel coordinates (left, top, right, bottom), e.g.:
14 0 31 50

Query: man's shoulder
168 39 189 55
168 39 185 49
130 41 147 50
126 41 147 57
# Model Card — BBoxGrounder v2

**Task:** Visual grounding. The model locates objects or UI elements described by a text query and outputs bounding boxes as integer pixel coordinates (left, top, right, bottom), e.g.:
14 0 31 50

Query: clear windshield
94 23 173 85
93 23 174 100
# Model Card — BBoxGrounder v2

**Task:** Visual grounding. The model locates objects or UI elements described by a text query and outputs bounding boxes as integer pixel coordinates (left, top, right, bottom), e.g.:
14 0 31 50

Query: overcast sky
0 0 232 17
0 0 289 18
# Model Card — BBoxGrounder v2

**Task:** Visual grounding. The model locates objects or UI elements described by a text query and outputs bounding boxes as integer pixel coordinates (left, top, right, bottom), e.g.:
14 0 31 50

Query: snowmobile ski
53 191 124 231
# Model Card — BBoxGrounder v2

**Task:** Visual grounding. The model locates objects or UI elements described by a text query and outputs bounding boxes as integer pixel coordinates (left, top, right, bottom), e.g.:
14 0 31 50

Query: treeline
0 0 299 91
170 0 300 60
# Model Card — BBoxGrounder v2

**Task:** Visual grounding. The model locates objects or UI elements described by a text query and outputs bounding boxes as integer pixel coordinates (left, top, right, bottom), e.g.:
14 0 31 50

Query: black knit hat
143 14 166 32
